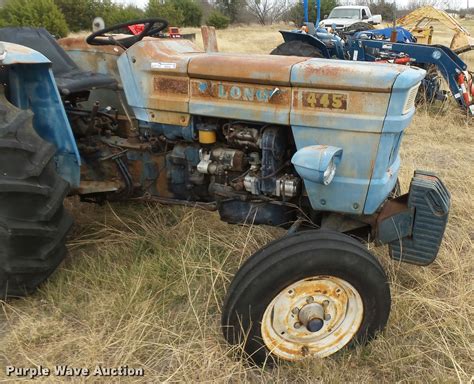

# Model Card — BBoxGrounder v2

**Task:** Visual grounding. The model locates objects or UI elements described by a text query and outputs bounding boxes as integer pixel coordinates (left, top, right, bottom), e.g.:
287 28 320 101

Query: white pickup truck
319 6 382 30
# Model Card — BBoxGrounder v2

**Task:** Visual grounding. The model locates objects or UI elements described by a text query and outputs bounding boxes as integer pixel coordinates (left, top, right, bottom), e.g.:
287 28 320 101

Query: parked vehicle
319 5 382 30
0 19 450 364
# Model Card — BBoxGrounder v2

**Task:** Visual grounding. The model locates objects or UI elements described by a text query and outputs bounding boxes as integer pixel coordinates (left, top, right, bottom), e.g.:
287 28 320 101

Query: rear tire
222 230 390 365
270 41 325 58
0 95 72 297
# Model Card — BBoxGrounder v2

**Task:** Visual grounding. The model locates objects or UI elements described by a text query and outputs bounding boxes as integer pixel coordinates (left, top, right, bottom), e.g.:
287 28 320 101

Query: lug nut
292 307 299 315
306 296 314 304
294 322 302 329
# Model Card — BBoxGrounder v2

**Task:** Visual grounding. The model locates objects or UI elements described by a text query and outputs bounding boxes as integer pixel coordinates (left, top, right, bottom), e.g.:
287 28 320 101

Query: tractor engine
140 120 302 225
72 113 302 225
163 122 299 201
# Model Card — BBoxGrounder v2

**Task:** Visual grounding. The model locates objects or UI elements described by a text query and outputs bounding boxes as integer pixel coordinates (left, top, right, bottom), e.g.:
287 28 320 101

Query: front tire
222 230 390 364
0 95 72 297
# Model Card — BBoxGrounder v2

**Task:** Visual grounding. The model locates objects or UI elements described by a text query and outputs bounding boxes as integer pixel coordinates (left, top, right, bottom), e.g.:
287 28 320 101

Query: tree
146 0 185 26
199 0 214 20
354 0 396 21
105 5 145 26
246 0 288 25
0 0 68 37
369 1 396 21
174 0 203 27
404 0 455 10
206 10 230 28
216 0 246 22
147 0 203 27
287 0 338 26
54 0 118 32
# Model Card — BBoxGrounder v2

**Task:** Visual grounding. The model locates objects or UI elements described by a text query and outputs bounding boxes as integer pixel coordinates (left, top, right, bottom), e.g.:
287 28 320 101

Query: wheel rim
261 276 364 361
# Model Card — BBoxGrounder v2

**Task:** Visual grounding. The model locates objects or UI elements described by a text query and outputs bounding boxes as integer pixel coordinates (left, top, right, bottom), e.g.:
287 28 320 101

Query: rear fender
1 42 81 188
279 31 331 59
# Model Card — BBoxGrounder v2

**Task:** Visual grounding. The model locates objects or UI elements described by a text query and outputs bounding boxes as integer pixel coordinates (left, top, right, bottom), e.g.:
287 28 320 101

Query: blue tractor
272 1 474 115
0 19 450 364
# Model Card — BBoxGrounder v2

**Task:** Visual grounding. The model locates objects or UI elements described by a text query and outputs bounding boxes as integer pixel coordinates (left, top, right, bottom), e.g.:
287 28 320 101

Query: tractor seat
0 27 117 95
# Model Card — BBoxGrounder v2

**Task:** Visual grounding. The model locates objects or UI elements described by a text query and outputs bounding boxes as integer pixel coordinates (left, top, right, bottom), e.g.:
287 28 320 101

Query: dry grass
0 22 473 383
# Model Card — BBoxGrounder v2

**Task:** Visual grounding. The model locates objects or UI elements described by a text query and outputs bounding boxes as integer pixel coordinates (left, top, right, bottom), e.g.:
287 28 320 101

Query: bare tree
246 0 289 25
405 0 462 10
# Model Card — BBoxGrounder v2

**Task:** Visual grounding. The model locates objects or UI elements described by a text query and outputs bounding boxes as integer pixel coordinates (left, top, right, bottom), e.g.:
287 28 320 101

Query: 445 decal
302 92 348 110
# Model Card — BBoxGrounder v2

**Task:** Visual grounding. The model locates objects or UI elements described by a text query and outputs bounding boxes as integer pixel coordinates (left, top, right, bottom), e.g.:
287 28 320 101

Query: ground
0 22 473 383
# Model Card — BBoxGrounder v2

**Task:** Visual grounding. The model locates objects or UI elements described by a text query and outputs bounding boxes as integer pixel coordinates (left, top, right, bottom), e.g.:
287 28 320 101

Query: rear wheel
416 65 449 113
222 230 390 364
270 41 325 58
0 95 72 297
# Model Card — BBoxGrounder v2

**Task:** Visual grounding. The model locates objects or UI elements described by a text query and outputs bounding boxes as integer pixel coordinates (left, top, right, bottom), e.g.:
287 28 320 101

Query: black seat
0 27 117 95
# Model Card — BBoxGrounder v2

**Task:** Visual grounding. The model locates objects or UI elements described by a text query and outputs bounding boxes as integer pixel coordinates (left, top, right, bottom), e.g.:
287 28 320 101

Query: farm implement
0 18 450 364
274 2 474 115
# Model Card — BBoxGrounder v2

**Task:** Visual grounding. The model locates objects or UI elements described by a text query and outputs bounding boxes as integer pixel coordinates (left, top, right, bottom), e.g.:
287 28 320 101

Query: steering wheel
86 18 169 48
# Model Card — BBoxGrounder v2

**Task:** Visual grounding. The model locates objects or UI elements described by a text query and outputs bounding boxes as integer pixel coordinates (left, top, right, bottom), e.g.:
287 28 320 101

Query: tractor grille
389 171 450 265
403 85 419 114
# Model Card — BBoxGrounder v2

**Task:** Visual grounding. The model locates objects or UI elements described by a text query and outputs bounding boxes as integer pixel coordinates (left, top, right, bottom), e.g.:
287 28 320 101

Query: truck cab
319 6 382 30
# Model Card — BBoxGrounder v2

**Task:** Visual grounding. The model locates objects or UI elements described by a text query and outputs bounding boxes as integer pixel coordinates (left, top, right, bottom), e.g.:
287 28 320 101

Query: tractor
0 19 450 364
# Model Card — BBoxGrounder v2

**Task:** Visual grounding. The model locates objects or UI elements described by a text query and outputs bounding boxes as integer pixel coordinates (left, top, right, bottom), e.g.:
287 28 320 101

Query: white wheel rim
261 276 364 361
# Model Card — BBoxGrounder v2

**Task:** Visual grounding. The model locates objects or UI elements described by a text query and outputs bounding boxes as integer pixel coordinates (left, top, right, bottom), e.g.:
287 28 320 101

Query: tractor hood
117 39 424 127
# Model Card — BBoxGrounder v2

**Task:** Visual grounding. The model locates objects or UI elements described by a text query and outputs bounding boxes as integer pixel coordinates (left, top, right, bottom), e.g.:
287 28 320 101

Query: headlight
291 145 343 186
323 158 337 185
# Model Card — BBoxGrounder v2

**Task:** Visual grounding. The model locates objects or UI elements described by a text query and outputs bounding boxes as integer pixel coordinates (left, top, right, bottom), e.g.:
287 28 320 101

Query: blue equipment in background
279 0 473 114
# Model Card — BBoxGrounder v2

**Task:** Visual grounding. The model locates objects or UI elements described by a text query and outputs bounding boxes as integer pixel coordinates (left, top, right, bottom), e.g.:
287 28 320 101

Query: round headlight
323 158 337 185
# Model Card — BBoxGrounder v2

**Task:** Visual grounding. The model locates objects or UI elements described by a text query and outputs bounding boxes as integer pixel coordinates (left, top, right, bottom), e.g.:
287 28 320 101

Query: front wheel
222 230 390 364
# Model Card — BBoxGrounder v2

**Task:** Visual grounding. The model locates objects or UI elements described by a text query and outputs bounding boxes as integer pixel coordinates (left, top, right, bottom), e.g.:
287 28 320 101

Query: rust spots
146 110 190 126
301 346 309 356
201 26 219 53
58 37 124 56
76 180 121 195
188 54 308 86
296 61 395 93
376 194 410 224
261 276 364 361
153 76 188 95
3 42 34 54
